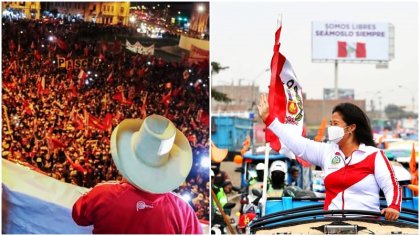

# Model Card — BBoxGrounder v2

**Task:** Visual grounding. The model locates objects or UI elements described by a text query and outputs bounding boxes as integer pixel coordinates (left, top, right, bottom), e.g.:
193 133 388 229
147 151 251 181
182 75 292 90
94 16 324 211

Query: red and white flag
266 26 310 167
78 69 87 80
337 41 366 58
78 69 88 87
106 71 113 83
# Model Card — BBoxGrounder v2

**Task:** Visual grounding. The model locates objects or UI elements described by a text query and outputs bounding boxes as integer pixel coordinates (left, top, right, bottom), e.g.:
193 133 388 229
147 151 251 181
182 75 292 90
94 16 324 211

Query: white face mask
328 126 346 143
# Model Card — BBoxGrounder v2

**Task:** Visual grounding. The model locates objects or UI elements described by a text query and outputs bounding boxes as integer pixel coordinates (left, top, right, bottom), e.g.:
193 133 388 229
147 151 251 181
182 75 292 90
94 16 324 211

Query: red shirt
72 180 203 234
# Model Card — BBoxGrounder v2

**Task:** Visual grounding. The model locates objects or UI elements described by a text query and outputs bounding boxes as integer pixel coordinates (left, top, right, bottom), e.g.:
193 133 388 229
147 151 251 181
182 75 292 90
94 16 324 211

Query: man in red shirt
72 115 203 234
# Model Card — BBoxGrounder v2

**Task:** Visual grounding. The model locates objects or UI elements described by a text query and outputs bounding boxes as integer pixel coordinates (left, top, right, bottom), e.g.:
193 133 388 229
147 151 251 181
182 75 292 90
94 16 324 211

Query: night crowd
2 19 209 221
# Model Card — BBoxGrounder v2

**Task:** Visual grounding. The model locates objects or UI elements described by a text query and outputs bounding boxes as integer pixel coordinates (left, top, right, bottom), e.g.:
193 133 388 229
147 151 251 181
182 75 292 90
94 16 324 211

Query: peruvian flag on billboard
337 41 366 58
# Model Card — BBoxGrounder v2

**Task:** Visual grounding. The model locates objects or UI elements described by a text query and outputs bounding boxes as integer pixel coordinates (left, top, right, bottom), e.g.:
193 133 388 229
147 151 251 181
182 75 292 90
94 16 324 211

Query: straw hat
211 141 228 163
111 114 192 193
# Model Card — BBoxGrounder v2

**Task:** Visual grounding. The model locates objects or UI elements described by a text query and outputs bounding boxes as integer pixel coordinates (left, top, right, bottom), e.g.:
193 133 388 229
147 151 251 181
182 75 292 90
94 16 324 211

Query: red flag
114 40 121 53
66 69 73 82
266 26 286 152
106 71 113 83
66 156 86 173
103 113 113 131
34 50 42 61
69 81 78 97
337 41 347 57
112 88 133 106
36 77 42 95
161 90 172 108
9 40 16 51
84 46 89 57
199 111 209 127
190 118 197 130
56 38 68 51
72 112 85 130
17 44 22 54
47 137 66 151
66 51 73 59
99 52 105 60
101 41 109 52
23 100 34 115
113 90 123 101
87 113 106 131
41 76 45 90
356 42 366 58
137 68 146 78
77 69 87 79
78 69 87 87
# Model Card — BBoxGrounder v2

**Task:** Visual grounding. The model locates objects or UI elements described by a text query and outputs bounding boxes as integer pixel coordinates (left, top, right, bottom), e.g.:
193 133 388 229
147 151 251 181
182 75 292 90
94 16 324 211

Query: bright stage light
181 193 191 202
200 157 210 168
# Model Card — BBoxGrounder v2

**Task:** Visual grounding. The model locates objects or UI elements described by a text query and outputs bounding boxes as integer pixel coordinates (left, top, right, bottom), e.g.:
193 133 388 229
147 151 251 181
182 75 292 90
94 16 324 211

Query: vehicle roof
243 151 288 160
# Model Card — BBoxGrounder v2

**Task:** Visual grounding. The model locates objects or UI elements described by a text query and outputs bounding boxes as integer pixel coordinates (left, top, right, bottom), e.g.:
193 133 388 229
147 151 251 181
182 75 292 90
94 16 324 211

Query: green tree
384 104 417 120
211 62 231 103
211 62 229 75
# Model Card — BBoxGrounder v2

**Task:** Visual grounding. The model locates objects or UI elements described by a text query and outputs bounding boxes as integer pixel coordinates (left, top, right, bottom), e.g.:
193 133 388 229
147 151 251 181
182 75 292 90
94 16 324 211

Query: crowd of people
2 19 209 220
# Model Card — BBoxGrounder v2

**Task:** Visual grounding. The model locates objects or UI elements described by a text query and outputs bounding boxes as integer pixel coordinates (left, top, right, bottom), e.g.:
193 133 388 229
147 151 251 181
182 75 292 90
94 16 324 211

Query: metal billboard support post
334 60 338 100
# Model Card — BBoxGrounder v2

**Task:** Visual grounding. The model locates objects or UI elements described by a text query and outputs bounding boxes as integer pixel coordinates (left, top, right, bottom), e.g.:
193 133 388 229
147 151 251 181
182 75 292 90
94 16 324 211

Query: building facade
212 85 260 114
2 1 41 20
189 2 209 35
85 2 130 25
42 2 130 25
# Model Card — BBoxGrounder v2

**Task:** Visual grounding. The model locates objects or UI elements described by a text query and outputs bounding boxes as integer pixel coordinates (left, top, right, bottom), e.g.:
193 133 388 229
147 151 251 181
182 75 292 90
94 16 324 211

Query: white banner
125 40 155 55
312 21 390 61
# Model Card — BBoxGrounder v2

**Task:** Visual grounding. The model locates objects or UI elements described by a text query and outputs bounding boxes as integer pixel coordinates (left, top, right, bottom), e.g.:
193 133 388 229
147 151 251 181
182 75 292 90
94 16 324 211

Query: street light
197 5 205 13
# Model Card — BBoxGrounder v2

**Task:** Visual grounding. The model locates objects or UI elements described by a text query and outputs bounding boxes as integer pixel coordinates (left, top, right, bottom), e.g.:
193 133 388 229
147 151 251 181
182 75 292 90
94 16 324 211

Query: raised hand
257 93 269 121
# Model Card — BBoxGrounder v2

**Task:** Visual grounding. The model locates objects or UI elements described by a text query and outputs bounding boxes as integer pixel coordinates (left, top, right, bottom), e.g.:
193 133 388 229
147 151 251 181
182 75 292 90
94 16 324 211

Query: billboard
312 22 390 61
323 88 355 100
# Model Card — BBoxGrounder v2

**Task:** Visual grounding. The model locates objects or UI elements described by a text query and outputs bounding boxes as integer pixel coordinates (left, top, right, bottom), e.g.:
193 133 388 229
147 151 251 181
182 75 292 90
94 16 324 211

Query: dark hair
271 171 285 189
332 103 376 147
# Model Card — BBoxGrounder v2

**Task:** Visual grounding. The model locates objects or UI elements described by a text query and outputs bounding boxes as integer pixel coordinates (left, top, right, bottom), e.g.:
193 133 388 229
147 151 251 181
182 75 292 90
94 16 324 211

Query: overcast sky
211 1 418 112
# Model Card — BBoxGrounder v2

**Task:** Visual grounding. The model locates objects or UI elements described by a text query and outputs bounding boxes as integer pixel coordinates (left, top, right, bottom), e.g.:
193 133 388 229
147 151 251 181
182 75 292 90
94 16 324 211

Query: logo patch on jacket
331 152 342 165
136 201 154 211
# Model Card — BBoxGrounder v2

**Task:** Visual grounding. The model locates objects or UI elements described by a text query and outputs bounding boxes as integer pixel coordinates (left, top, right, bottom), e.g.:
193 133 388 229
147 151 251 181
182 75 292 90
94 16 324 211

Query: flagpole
261 14 282 216
211 188 236 234
261 142 271 216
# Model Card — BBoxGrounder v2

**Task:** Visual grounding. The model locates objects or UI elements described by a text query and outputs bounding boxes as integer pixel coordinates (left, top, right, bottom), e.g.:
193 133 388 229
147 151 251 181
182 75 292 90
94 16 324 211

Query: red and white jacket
266 115 401 212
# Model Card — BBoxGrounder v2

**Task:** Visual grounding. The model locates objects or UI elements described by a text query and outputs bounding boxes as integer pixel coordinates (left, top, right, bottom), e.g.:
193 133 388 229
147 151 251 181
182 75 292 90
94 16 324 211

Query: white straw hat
111 114 192 193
